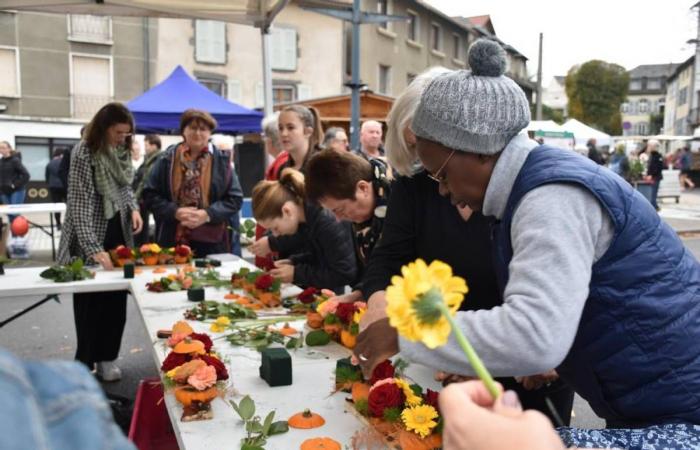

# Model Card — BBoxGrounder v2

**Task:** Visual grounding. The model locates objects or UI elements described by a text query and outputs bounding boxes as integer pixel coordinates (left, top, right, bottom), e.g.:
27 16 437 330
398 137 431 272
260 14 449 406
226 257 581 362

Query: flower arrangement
305 289 366 350
159 321 228 422
139 243 162 265
230 268 282 307
110 245 135 267
146 267 194 292
173 244 193 264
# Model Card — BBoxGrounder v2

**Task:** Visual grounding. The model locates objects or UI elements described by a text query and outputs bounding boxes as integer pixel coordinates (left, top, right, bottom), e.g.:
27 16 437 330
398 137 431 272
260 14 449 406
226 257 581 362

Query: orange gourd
173 338 205 355
153 267 167 274
143 255 159 266
174 254 189 264
258 292 280 307
288 409 326 429
134 268 143 274
182 265 196 273
172 321 194 335
397 429 442 450
351 382 370 403
275 323 298 336
306 312 323 329
299 437 340 450
224 293 237 300
174 386 218 407
340 329 356 349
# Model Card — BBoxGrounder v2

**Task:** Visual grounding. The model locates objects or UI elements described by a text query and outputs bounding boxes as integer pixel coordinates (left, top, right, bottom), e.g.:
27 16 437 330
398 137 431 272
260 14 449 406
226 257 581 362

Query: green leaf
246 420 263 433
244 218 256 229
410 383 423 397
268 421 289 435
238 395 255 421
354 399 369 416
241 444 265 450
228 399 244 421
383 407 402 422
262 410 275 436
71 258 84 272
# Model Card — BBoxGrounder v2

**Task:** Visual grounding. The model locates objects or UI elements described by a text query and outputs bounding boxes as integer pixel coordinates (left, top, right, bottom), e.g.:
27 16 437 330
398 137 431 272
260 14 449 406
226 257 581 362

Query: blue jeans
0 349 135 450
0 189 27 225
650 179 661 209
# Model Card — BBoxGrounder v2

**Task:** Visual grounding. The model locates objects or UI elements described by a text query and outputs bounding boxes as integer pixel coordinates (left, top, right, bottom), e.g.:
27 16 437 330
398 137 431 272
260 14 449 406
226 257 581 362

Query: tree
649 113 664 135
565 60 629 135
531 104 564 124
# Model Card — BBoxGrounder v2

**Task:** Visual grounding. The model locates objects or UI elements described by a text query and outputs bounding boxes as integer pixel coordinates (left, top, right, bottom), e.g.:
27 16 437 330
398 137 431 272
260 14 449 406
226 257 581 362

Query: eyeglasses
427 149 456 183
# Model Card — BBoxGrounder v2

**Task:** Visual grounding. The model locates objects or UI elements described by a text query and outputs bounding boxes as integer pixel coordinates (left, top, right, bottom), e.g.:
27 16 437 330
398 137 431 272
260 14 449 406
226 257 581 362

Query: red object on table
11 216 29 237
128 378 178 450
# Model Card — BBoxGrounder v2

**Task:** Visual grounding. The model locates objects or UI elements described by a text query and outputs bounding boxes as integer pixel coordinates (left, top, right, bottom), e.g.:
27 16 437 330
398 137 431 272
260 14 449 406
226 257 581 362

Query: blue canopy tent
127 65 263 134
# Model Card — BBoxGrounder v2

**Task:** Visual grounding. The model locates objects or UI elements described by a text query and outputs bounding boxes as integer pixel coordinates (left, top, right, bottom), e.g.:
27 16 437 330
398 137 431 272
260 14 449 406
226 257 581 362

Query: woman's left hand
181 209 210 229
269 259 294 283
131 210 143 234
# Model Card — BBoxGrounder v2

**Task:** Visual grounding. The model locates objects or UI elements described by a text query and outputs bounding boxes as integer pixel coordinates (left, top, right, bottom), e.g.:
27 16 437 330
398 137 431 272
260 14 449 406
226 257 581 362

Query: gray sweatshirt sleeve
398 183 614 376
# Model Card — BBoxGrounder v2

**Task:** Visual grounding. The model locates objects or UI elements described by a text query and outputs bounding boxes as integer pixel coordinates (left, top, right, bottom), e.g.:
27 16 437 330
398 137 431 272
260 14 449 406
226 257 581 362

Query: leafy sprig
39 259 94 282
229 395 289 450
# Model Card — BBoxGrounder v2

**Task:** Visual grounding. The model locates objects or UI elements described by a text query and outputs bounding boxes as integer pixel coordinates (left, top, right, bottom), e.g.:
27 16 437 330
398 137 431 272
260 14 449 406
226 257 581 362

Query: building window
638 99 648 113
273 85 295 104
15 137 79 183
647 78 661 90
431 23 441 52
0 46 20 97
378 64 391 95
452 33 461 60
636 122 648 135
195 20 226 64
377 0 390 30
197 76 226 97
71 54 112 119
271 26 297 71
629 79 642 91
620 102 629 113
679 87 688 105
407 10 419 41
68 15 112 44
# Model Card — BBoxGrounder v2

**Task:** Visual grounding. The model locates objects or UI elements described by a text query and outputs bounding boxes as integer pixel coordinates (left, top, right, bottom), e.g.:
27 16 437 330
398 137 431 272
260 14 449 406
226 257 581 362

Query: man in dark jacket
0 141 30 235
646 139 664 210
586 138 604 165
132 134 162 245
45 148 67 228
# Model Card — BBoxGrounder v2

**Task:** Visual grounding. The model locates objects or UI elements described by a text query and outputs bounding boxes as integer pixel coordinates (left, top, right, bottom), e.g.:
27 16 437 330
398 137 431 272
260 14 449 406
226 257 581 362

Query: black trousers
73 214 127 368
48 188 66 226
499 377 575 426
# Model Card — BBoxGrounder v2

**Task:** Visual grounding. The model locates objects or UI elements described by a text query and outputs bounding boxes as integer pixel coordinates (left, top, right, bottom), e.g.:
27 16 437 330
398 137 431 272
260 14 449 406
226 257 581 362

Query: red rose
198 354 229 381
298 287 318 304
175 245 191 257
116 246 132 259
189 332 213 353
369 360 395 385
368 382 404 417
335 303 356 325
423 389 440 413
255 274 274 291
160 351 189 372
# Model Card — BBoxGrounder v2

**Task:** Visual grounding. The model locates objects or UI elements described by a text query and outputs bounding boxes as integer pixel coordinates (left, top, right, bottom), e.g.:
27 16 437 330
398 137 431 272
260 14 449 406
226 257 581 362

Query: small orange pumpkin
182 265 196 273
173 338 205 355
153 266 167 274
299 437 341 450
143 255 159 266
224 293 237 300
340 329 356 349
351 382 370 403
172 321 194 335
274 323 298 336
306 312 323 329
258 292 280 307
134 268 143 274
397 429 442 450
288 409 326 429
174 254 189 264
174 386 218 407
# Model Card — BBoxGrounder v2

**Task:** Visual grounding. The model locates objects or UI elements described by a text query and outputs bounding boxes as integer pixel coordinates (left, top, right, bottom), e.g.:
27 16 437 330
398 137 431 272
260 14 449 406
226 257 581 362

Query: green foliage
335 366 363 384
229 395 289 449
565 60 629 135
531 103 564 124
184 300 257 321
240 218 257 239
305 330 331 346
223 316 306 351
393 358 410 378
650 113 664 135
383 407 403 423
409 384 423 397
354 398 369 416
630 158 645 181
39 259 94 282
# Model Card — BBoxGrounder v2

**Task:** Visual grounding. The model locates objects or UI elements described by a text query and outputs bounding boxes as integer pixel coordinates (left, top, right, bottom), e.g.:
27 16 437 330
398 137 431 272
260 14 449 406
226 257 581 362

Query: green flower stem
435 302 500 400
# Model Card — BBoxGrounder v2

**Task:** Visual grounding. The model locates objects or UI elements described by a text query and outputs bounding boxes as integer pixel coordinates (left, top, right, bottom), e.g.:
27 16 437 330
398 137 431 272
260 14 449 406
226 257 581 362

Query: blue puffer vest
492 145 700 427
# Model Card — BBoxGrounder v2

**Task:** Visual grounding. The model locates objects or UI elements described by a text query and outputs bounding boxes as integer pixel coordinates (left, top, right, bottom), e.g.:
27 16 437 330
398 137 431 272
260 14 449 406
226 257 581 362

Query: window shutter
284 29 297 71
271 27 297 70
227 80 242 104
0 48 19 97
196 20 225 64
297 84 312 101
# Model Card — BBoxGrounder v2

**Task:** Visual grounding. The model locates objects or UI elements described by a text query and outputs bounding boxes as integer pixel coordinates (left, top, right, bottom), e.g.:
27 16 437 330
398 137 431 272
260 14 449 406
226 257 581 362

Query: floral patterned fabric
557 422 700 449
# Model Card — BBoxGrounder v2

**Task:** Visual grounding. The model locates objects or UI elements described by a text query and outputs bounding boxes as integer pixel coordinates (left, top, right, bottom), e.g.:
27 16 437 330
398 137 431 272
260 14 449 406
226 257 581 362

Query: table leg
0 294 60 328
50 213 56 261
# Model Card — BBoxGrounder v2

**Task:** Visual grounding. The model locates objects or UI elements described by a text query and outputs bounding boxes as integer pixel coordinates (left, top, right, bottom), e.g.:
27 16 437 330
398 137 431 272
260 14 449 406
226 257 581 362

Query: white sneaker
96 361 122 382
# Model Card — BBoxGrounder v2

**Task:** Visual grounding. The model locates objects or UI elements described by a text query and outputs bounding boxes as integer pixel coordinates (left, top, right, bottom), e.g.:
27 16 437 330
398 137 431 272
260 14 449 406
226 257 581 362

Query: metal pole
261 26 274 116
350 0 361 150
535 32 543 121
693 2 700 132
142 17 150 91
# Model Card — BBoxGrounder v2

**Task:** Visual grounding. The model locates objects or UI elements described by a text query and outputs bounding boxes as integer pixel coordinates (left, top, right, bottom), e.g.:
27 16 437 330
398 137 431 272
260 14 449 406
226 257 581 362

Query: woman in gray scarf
57 102 143 381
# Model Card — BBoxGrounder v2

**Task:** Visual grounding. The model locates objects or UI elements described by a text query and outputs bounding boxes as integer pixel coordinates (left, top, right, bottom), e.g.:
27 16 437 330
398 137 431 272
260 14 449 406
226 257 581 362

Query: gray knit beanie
411 39 531 155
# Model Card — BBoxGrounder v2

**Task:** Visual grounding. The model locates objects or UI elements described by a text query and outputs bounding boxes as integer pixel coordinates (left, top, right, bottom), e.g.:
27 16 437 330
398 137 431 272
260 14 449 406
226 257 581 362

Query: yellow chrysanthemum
209 316 230 332
394 378 422 406
401 404 439 438
386 259 468 348
165 366 180 379
353 307 366 324
149 243 162 254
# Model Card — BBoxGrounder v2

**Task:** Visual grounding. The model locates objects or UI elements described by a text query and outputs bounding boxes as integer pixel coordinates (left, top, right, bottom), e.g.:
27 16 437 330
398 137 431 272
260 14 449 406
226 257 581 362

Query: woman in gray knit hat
354 39 700 449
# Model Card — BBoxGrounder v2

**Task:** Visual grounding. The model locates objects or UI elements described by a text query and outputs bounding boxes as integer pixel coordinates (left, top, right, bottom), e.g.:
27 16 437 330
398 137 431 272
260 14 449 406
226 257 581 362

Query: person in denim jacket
0 348 134 450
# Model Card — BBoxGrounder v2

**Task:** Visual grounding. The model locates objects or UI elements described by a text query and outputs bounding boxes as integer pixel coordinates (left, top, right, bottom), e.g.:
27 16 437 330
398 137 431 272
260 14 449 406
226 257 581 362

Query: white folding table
0 202 66 260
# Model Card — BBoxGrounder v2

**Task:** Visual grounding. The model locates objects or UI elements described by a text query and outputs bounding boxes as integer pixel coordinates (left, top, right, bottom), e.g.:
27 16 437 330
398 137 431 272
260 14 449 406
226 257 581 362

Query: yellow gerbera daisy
401 404 439 438
353 307 366 324
394 378 422 406
165 366 180 379
149 243 162 254
209 316 231 332
386 259 468 348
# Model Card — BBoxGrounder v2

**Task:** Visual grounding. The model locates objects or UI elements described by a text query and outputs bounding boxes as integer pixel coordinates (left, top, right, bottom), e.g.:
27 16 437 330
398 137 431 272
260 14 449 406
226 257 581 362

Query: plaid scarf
93 145 133 220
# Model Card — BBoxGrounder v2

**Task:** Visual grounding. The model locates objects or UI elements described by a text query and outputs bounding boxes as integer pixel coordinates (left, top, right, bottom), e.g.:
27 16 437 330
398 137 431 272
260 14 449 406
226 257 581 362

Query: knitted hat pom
468 39 507 77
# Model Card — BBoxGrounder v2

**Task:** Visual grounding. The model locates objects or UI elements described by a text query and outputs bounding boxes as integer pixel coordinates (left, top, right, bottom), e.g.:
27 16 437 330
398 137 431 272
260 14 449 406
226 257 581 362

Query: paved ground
3 190 700 433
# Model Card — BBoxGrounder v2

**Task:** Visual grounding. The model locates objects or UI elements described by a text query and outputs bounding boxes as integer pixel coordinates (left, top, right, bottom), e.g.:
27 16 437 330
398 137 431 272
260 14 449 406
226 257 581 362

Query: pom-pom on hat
411 38 531 155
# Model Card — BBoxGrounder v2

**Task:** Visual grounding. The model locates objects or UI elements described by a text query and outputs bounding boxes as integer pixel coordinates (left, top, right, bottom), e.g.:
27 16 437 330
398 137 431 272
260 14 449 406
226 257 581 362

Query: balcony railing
72 94 113 119
68 15 112 44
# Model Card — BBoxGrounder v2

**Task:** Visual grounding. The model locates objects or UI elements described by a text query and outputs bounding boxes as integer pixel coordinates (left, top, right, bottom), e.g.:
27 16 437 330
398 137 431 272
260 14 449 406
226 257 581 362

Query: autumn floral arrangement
159 321 229 421
230 268 282 307
146 267 194 292
138 243 162 265
110 245 136 267
303 288 366 350
110 243 193 267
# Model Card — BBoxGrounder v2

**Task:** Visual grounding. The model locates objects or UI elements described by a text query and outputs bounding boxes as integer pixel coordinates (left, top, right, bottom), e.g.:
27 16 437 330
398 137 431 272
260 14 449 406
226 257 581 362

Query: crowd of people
3 38 700 450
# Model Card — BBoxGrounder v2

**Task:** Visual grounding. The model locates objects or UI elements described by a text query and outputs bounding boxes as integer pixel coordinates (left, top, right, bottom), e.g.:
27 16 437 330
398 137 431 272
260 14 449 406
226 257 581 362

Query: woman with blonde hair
251 168 356 293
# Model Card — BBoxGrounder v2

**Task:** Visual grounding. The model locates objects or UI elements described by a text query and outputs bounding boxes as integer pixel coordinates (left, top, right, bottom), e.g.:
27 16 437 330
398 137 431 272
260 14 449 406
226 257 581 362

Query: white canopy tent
561 118 612 148
0 0 290 115
526 120 565 133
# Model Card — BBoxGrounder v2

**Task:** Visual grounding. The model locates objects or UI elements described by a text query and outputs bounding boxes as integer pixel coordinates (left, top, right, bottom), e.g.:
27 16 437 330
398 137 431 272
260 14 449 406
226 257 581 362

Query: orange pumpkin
174 386 218 407
143 255 159 266
172 321 194 335
117 258 132 268
224 293 237 300
340 329 356 349
153 266 167 274
258 292 280 307
173 338 205 355
351 382 370 403
288 409 326 429
323 322 342 337
299 437 340 450
174 255 189 264
182 265 196 273
397 429 442 450
306 312 323 329
134 268 143 275
274 323 298 336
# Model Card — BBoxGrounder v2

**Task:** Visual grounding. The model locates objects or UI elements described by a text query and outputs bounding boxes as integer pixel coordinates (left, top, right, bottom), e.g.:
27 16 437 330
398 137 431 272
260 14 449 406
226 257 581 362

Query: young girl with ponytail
251 168 356 293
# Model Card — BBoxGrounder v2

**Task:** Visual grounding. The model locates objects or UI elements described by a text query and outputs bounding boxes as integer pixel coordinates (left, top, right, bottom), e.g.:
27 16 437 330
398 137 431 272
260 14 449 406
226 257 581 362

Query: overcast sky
426 0 698 80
